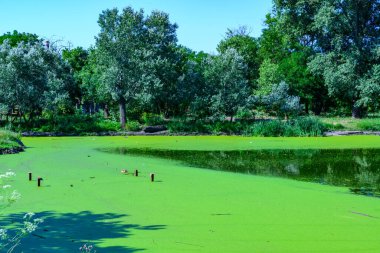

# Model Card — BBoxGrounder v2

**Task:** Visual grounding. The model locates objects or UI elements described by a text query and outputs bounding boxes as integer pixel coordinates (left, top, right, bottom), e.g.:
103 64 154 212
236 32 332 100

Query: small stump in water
150 173 155 182
37 177 43 187
134 170 139 177
28 172 32 181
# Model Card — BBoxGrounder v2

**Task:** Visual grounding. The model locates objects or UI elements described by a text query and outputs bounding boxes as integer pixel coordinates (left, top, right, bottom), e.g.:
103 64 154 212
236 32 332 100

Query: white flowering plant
79 243 97 253
0 171 44 252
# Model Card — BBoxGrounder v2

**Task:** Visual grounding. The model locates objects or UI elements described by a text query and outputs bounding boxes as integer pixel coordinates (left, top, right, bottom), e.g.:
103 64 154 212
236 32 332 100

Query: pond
102 147 380 197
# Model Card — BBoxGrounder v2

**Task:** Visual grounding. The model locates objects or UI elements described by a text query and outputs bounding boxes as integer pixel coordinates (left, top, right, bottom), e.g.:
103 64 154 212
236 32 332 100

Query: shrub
167 119 212 133
0 129 22 149
245 117 326 137
323 122 345 130
125 120 141 132
290 116 327 136
357 119 380 131
246 120 285 137
140 113 165 126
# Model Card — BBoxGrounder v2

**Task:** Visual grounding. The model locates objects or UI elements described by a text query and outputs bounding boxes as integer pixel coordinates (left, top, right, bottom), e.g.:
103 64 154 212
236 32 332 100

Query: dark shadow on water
0 211 165 253
99 147 380 198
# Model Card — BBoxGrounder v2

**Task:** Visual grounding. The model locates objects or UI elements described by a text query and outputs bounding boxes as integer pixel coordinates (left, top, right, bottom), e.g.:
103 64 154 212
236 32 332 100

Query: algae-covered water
1 136 380 252
104 148 380 197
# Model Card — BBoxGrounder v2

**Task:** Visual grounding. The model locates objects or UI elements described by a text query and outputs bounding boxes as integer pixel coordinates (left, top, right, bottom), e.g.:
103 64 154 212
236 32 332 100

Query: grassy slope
1 136 380 253
0 129 22 149
321 117 380 131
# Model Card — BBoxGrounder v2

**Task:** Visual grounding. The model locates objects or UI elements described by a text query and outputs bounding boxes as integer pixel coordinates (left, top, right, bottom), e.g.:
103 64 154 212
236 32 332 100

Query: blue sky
0 0 273 53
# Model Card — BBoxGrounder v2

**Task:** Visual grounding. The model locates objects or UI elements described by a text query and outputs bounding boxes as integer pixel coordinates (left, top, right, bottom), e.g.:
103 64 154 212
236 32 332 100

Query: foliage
0 41 73 118
0 130 22 149
217 27 261 87
246 117 326 137
1 2 380 133
0 30 40 47
257 59 283 95
95 7 178 129
275 0 380 117
1 114 120 134
261 82 302 118
321 117 380 131
140 113 165 126
62 47 89 104
356 120 380 131
201 49 252 120
125 120 141 132
79 244 97 253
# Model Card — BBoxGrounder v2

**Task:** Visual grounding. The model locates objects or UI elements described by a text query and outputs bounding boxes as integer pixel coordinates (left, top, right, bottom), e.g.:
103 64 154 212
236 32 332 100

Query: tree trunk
304 100 309 114
104 105 110 119
352 104 363 119
119 98 126 130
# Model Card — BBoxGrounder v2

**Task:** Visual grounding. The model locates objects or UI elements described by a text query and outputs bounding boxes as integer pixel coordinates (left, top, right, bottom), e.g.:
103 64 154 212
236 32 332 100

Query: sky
0 0 273 53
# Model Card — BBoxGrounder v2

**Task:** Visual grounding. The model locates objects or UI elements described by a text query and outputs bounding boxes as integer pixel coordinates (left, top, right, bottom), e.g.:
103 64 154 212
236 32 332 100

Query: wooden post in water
150 173 155 182
37 177 43 187
134 170 139 177
28 172 32 181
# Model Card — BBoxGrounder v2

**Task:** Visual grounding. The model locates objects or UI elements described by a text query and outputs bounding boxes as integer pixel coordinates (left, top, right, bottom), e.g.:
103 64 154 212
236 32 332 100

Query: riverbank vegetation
0 1 379 136
0 129 23 151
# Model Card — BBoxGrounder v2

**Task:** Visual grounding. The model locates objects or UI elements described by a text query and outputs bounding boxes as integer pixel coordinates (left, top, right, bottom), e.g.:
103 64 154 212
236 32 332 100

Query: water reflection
102 148 380 197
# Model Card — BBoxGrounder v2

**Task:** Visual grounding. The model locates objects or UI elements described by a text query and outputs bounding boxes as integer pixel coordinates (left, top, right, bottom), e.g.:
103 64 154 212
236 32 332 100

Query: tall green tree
0 41 73 120
258 12 328 114
62 47 89 107
275 0 380 117
95 7 178 129
201 49 251 120
217 27 260 88
0 30 40 47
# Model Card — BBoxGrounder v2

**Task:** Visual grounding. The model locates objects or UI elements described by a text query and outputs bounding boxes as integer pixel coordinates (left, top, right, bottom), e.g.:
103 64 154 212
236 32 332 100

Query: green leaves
0 41 73 116
202 49 251 119
95 7 178 128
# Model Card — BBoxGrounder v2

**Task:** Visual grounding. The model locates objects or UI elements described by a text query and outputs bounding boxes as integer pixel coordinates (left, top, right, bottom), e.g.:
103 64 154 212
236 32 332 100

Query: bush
140 113 165 126
245 117 326 137
246 120 286 137
1 114 122 134
290 116 327 136
323 122 345 130
357 119 380 131
125 120 141 131
167 119 212 133
0 129 22 148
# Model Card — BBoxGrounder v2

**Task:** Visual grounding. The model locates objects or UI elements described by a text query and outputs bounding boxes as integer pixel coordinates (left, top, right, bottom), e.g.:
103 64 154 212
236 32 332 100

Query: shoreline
20 130 380 137
0 146 24 155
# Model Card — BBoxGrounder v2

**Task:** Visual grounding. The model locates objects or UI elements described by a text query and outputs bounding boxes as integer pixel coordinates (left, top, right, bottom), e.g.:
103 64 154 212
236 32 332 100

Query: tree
62 47 89 109
0 30 40 47
258 13 328 114
202 49 251 120
262 81 302 119
217 27 260 87
257 59 283 95
95 7 178 129
275 0 380 118
0 41 73 121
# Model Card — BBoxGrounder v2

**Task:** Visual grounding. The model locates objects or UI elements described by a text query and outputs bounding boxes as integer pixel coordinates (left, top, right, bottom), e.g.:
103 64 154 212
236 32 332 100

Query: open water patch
100 147 380 197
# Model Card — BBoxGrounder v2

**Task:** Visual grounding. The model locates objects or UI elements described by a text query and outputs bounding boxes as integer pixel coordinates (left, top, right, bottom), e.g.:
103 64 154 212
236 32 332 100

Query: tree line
0 1 379 129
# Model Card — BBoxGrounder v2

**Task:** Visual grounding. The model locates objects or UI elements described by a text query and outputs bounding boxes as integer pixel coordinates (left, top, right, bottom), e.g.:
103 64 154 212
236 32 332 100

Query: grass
0 129 22 149
168 116 326 136
1 136 380 252
321 117 380 131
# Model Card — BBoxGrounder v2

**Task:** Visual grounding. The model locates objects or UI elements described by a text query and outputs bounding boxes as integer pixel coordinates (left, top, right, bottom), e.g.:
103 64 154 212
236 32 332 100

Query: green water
102 148 380 197
1 136 380 252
